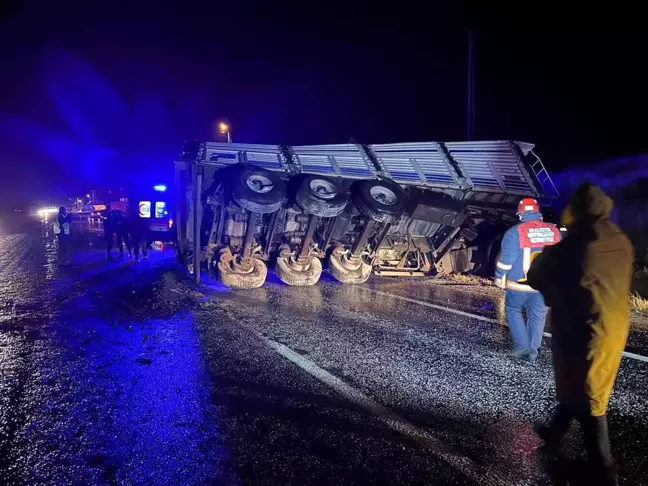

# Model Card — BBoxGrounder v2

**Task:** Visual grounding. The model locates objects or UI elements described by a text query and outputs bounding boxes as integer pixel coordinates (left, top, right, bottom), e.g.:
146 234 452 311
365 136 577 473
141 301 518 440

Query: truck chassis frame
174 140 558 288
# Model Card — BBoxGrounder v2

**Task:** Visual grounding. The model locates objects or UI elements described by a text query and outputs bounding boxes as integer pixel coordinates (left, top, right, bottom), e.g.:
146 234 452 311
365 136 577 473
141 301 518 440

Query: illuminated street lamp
219 121 232 143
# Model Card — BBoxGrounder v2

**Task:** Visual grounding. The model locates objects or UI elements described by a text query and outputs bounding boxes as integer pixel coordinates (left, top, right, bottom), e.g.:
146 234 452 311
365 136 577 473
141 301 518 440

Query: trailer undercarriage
174 140 558 288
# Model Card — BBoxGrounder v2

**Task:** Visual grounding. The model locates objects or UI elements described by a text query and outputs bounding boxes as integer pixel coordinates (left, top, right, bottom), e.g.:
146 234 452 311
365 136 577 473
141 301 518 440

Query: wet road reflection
366 277 648 357
1 216 647 485
0 220 232 484
368 278 507 322
206 273 648 485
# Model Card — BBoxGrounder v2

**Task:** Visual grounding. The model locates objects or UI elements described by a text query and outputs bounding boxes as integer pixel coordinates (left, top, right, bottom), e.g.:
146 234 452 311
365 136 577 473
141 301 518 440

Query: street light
219 121 232 143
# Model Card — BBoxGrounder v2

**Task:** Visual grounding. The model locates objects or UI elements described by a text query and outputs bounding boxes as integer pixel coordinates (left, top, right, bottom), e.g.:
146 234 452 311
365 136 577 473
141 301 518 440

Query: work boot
508 349 530 360
535 404 572 455
534 425 563 455
521 351 537 364
582 415 618 485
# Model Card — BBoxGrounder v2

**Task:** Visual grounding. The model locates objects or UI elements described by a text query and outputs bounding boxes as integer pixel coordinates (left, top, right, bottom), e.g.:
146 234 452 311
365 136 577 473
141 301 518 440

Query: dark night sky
0 2 646 206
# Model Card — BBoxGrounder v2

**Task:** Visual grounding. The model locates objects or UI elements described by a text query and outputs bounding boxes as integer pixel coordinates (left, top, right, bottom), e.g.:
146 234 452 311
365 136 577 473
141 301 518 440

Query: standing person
112 209 131 258
494 198 561 363
527 184 633 486
55 206 71 265
104 206 115 259
128 207 149 261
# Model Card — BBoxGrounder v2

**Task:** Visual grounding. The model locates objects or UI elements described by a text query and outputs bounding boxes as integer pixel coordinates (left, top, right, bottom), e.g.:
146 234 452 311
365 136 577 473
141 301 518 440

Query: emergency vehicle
128 186 174 244
106 186 174 244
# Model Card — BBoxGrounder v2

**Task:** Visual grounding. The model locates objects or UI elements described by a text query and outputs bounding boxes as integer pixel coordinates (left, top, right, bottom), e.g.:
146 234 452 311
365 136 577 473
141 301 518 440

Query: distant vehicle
174 140 558 288
89 204 107 221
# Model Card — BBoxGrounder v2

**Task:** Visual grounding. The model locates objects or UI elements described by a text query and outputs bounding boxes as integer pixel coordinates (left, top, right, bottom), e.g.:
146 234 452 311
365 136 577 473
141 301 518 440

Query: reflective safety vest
495 217 561 291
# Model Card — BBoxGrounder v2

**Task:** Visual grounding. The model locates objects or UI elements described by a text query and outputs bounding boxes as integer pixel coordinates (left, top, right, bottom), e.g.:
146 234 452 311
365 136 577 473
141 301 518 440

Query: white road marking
363 288 500 324
621 350 648 362
362 288 648 364
260 334 503 485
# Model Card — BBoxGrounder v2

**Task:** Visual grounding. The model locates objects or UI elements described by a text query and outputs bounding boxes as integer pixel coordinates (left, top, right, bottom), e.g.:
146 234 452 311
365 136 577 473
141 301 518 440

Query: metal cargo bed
190 140 558 199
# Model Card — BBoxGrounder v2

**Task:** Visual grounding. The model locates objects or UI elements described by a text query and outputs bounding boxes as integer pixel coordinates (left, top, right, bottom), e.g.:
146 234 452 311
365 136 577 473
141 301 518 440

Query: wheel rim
369 185 397 205
309 178 337 199
246 174 274 194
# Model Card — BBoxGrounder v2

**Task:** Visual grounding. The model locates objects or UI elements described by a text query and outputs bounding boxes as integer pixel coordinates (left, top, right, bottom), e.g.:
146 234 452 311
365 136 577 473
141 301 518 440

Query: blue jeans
505 289 548 359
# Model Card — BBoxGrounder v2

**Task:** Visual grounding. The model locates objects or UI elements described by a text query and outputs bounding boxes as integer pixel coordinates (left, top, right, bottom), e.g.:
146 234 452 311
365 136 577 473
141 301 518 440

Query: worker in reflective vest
494 198 561 362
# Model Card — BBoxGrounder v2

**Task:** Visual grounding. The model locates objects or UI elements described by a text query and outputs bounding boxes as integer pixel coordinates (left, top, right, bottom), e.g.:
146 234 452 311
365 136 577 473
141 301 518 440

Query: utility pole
467 30 476 141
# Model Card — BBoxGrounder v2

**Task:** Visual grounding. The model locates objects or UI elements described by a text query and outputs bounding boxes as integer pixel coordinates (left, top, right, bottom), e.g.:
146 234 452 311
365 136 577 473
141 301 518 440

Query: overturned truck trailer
174 140 558 289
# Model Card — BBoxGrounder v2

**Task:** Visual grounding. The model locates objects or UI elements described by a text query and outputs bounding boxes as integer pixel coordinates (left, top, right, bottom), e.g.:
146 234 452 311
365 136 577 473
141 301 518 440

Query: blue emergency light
153 184 167 192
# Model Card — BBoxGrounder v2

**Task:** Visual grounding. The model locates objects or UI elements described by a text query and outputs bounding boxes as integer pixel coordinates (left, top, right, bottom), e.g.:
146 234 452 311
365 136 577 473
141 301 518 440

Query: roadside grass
630 292 648 315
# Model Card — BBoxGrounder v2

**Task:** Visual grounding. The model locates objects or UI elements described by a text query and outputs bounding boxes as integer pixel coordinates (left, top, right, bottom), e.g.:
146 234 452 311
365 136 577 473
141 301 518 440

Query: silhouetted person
128 207 149 261
112 209 131 258
55 206 71 265
527 184 633 486
104 206 115 259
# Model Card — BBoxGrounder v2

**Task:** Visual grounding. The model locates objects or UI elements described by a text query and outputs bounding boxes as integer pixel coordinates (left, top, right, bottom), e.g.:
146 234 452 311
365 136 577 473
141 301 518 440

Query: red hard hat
517 197 540 214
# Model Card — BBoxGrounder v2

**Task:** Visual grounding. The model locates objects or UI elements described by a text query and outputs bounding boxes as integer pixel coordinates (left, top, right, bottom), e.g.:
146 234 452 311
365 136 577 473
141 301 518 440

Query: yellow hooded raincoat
527 184 634 416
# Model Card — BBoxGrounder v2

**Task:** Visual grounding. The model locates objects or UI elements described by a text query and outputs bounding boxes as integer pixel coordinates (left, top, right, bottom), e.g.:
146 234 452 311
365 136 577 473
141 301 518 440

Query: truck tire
483 236 503 277
351 179 406 224
295 175 348 218
218 258 268 289
275 256 323 286
328 251 372 284
232 166 286 214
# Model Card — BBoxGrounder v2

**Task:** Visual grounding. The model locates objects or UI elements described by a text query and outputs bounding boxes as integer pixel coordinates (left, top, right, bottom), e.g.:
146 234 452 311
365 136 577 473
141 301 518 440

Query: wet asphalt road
1 217 647 485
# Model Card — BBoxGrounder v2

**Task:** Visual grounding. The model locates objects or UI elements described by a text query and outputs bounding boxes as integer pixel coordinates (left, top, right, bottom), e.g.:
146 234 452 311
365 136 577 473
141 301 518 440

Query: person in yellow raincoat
526 183 633 485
